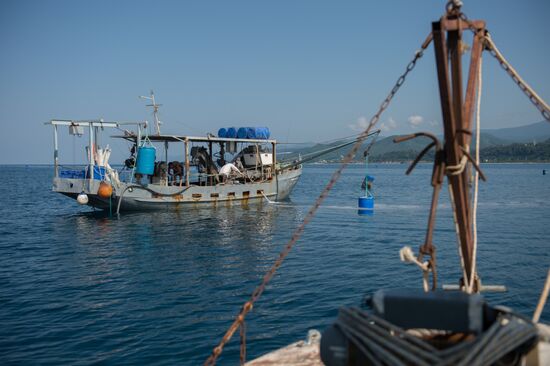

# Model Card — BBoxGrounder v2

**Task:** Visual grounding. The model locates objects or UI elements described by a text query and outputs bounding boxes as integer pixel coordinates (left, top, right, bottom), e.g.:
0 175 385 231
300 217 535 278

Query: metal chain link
458 12 550 122
203 33 433 366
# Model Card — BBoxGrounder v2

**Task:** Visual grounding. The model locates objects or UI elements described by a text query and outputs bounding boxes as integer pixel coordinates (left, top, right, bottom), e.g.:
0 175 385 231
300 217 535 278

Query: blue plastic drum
237 127 250 139
226 127 237 138
248 127 270 139
136 146 156 175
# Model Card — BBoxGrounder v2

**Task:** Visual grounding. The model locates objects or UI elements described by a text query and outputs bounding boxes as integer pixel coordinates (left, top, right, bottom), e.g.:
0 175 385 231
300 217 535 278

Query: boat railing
57 164 114 180
117 167 135 183
57 164 89 179
57 161 279 188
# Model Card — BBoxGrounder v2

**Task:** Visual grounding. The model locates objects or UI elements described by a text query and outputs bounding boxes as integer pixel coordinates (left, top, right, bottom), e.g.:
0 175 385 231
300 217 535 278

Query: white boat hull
53 167 302 211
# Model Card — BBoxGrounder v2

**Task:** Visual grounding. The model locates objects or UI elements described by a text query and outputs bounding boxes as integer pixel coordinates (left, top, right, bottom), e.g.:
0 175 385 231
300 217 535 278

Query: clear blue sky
1 0 548 163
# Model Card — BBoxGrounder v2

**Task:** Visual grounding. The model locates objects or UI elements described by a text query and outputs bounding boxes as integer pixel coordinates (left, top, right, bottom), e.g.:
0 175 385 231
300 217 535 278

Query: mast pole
140 91 162 135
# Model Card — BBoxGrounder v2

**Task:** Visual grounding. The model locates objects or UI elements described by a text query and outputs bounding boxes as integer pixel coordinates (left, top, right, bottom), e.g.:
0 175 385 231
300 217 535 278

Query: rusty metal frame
432 15 485 287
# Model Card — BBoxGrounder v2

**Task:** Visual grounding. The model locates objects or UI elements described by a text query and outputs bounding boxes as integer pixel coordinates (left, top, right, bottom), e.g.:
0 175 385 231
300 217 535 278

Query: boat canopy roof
46 119 277 144
113 134 277 144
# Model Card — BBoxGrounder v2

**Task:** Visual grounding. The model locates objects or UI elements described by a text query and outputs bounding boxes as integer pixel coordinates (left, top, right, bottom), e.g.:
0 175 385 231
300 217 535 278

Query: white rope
260 191 278 204
446 154 468 175
399 246 430 292
447 184 469 292
467 55 483 293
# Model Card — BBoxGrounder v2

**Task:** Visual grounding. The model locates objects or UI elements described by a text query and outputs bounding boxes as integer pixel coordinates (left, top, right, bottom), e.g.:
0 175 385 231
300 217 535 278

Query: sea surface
1 163 549 365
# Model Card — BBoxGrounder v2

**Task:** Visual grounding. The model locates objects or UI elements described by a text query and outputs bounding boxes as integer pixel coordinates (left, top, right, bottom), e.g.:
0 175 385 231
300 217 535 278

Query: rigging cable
279 130 380 169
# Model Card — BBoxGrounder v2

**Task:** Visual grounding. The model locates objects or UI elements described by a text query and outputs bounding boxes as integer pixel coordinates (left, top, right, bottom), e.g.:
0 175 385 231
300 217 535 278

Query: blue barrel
246 127 265 139
358 196 374 210
248 127 270 139
226 127 237 138
218 128 227 138
237 127 249 139
136 146 156 175
247 127 257 139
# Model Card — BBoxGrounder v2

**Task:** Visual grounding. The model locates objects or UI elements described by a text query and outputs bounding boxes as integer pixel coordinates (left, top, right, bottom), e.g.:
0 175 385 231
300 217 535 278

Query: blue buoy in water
358 153 374 215
358 196 374 215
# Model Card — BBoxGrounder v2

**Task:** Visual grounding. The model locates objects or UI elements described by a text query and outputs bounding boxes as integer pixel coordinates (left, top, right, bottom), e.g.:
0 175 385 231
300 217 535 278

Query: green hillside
280 135 550 164
278 121 550 163
479 139 550 162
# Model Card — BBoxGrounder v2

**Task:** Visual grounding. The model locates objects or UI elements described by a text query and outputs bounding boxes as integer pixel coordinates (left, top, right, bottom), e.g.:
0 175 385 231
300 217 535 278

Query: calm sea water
1 163 549 364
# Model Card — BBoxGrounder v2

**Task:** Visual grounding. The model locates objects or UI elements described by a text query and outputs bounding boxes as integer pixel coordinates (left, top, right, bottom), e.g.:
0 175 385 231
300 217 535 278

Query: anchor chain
204 33 433 366
458 12 550 122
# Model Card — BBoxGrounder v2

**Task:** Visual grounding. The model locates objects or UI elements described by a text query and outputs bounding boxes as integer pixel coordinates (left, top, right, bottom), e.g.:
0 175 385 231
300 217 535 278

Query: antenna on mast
139 90 162 135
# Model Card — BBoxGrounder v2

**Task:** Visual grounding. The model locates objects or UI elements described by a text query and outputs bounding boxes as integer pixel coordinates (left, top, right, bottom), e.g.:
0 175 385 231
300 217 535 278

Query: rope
445 155 468 175
467 54 483 293
334 307 537 366
447 184 470 291
533 269 550 323
399 246 431 292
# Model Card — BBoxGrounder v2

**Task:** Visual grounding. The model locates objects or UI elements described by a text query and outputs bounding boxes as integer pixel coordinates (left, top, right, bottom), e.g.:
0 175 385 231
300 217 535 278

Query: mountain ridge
279 121 550 163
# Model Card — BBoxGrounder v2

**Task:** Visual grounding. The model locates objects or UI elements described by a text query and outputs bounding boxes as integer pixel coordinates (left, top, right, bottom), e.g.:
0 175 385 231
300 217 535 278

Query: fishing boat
46 95 302 212
205 1 550 365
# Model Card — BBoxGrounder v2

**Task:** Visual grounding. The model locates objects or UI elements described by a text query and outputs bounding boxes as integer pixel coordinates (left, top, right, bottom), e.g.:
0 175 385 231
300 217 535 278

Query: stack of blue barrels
218 127 270 139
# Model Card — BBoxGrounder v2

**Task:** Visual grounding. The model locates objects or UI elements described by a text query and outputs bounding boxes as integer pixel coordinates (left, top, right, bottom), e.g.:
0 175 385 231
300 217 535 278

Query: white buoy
77 192 89 205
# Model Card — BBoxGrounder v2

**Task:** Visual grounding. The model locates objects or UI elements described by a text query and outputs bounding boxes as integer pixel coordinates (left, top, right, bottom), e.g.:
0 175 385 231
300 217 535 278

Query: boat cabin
46 119 279 189
117 133 278 188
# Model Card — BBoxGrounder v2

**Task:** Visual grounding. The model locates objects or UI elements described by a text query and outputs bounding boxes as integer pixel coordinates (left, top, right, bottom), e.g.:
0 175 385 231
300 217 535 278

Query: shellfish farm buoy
358 196 374 215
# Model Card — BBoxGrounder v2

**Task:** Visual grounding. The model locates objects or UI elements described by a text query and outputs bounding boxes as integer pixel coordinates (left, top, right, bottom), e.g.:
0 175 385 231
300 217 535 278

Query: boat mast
432 1 485 290
140 90 162 135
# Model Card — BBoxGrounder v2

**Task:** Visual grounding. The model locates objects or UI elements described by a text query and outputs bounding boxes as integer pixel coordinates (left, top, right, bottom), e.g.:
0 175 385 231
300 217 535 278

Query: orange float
97 181 113 199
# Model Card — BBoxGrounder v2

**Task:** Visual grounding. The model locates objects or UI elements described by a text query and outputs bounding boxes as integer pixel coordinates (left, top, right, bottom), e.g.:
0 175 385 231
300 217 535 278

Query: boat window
243 191 250 197
210 193 219 198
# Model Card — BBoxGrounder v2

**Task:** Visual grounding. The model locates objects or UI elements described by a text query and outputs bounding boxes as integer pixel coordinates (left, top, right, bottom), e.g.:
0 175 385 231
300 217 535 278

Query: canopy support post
53 124 59 178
